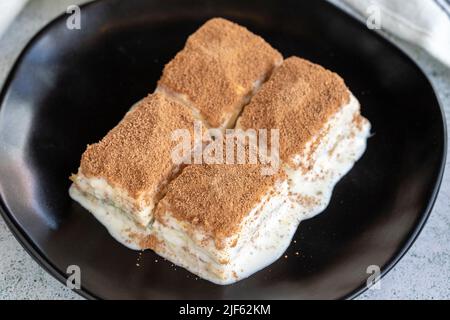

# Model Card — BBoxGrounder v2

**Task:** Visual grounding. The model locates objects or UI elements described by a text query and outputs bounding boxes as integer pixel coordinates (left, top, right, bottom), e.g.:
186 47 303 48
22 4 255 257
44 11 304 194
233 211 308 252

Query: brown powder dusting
156 163 280 241
79 92 197 200
238 56 350 166
158 17 283 128
74 20 362 256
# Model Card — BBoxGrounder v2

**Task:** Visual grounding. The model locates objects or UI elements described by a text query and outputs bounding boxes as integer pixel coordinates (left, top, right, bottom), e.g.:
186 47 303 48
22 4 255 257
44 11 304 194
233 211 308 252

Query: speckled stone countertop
0 0 449 300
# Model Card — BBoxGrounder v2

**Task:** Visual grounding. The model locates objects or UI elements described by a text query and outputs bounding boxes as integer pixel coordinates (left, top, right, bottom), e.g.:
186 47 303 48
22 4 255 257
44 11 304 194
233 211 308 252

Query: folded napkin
332 0 450 66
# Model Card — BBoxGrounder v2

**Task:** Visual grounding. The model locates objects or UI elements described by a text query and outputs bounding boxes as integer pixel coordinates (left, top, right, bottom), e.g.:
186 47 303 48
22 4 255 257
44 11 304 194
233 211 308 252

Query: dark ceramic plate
0 0 446 299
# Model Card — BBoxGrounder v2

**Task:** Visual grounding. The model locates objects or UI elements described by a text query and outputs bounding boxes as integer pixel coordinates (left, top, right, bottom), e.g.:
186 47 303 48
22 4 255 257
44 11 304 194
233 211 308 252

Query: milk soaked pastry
157 18 283 129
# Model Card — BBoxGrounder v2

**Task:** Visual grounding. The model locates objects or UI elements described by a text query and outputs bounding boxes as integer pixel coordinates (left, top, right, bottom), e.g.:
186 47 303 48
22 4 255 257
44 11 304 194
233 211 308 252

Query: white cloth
333 0 450 66
0 0 29 38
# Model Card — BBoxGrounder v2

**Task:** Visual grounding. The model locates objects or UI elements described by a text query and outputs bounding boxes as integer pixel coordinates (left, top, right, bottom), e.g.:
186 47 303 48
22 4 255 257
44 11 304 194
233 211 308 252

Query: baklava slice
157 17 283 129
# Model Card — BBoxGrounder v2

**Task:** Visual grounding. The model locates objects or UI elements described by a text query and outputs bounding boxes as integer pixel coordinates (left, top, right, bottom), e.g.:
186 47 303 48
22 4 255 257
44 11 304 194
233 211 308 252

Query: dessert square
157 18 283 129
237 56 371 214
149 162 288 284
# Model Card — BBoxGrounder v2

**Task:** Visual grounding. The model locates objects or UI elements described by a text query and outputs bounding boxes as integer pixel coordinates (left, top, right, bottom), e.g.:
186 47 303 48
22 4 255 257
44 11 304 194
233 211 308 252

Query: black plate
0 0 446 300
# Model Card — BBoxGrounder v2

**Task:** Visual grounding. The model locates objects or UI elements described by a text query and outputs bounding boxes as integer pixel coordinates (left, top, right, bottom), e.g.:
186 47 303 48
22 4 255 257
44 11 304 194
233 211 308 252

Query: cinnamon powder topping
158 17 282 128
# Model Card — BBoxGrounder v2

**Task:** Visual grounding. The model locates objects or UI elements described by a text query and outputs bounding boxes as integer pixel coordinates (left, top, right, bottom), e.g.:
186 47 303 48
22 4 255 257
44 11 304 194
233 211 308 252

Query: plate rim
0 0 447 300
